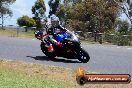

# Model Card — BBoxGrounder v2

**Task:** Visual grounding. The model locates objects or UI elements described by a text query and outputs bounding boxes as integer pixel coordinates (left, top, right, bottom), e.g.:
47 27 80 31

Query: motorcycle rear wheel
41 43 56 58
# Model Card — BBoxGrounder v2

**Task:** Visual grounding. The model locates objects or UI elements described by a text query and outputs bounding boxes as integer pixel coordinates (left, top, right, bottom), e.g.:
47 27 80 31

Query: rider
45 14 66 52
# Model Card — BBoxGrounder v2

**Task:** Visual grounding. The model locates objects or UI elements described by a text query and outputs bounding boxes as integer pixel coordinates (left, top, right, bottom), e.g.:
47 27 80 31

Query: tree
114 0 132 24
116 19 129 34
17 16 36 32
60 0 121 32
32 0 46 29
123 0 132 24
48 0 60 17
49 0 121 33
0 0 16 29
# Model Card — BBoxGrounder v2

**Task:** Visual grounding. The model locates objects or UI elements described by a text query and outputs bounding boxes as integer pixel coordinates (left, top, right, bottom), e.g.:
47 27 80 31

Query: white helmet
50 14 60 27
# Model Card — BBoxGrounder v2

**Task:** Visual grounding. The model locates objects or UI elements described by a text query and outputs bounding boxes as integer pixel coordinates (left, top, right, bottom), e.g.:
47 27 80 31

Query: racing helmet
50 14 60 27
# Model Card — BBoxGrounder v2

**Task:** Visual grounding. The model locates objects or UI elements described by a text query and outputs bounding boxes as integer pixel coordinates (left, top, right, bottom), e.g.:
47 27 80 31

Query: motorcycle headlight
68 41 72 44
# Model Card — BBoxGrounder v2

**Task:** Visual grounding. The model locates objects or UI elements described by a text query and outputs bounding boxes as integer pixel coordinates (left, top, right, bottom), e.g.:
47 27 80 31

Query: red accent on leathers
54 42 62 46
42 34 48 37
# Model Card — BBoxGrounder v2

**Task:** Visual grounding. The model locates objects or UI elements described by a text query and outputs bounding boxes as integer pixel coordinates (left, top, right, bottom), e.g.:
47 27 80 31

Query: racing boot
48 44 54 52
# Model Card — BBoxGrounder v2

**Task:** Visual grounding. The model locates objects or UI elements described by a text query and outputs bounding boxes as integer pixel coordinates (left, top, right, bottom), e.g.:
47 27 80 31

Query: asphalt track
0 36 132 75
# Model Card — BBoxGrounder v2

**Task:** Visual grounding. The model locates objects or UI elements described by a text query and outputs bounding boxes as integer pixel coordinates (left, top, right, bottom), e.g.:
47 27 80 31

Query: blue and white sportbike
35 28 90 63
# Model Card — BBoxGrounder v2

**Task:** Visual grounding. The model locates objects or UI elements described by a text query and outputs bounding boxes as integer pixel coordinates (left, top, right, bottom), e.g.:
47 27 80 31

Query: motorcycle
35 27 90 63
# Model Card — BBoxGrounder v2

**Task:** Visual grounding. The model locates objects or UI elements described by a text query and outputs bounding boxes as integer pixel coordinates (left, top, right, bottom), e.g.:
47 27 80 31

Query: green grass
0 60 132 88
0 69 78 88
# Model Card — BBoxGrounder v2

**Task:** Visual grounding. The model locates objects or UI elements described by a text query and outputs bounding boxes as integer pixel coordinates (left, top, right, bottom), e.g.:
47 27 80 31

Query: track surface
0 37 132 75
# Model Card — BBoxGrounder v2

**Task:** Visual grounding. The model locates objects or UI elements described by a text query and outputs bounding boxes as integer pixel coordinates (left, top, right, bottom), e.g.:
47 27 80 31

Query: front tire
78 48 90 63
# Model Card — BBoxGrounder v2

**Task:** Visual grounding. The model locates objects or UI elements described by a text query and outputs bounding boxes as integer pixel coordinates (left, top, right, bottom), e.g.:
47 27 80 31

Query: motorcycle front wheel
78 48 90 63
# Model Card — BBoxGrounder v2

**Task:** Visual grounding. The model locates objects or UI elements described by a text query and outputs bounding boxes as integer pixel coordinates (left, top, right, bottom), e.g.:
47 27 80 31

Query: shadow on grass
27 56 81 63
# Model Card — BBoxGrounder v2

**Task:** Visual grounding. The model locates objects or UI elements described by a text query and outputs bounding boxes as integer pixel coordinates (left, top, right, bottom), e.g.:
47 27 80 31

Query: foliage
48 0 60 17
56 0 121 33
17 16 36 32
115 19 129 34
32 0 46 29
56 4 65 24
0 0 16 29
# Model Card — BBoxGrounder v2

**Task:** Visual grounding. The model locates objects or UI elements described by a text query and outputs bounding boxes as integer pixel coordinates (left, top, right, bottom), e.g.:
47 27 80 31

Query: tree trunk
1 14 4 30
94 32 97 42
25 27 28 32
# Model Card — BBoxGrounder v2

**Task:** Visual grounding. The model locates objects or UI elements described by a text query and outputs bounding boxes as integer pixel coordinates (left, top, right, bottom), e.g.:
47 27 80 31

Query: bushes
79 31 132 46
103 32 131 46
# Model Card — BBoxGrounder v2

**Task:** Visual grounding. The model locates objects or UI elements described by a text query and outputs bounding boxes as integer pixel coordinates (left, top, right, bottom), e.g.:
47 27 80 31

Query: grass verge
0 59 78 88
0 59 131 88
0 28 34 38
0 70 76 88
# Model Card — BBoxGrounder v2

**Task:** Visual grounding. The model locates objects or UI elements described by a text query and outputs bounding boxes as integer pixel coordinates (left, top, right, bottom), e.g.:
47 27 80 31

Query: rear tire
40 42 56 58
78 48 90 63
